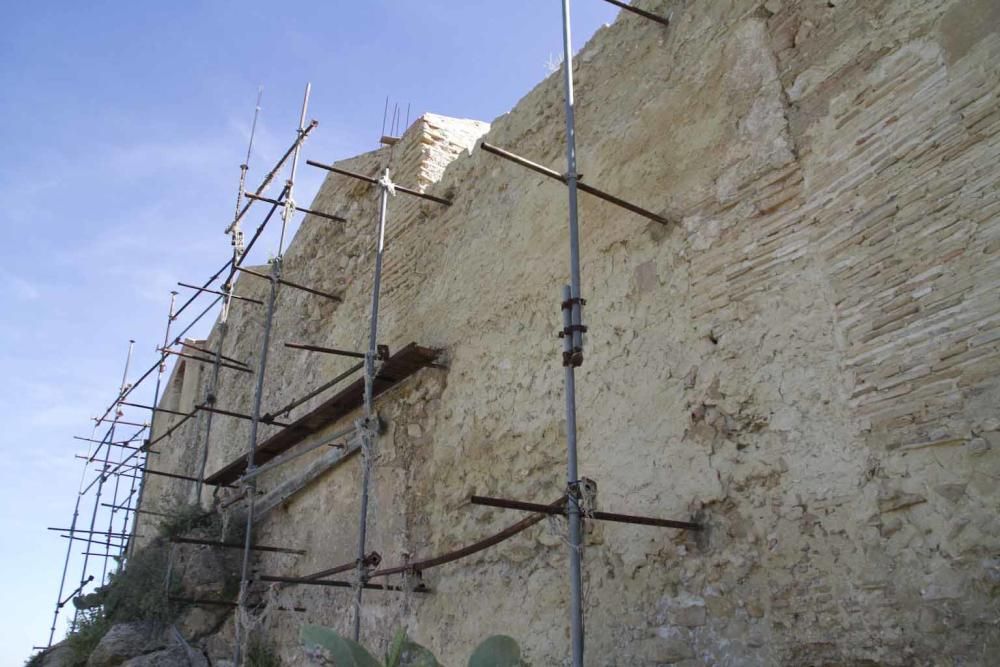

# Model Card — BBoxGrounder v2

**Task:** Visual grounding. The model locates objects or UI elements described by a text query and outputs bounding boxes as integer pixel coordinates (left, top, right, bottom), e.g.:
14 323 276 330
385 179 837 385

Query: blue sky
0 1 619 661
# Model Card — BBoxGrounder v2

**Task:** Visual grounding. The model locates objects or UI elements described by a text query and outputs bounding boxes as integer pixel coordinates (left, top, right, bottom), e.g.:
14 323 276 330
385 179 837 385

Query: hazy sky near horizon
0 1 621 661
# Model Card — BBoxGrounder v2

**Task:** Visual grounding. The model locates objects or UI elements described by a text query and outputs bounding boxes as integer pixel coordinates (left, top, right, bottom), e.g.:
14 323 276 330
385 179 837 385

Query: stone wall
140 1 1000 664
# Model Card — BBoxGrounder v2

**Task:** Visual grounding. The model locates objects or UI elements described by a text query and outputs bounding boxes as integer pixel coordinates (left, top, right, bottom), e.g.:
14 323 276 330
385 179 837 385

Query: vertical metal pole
233 83 310 667
48 425 101 646
74 339 136 628
115 481 137 565
353 169 391 642
195 322 228 503
129 294 177 558
74 441 110 631
559 2 586 665
562 286 584 667
101 442 123 584
197 89 263 503
102 340 135 584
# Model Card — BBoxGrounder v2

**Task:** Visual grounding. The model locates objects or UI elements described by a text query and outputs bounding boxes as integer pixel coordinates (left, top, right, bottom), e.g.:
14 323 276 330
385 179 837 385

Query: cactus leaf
300 624 383 667
386 628 406 667
387 629 441 667
467 635 525 667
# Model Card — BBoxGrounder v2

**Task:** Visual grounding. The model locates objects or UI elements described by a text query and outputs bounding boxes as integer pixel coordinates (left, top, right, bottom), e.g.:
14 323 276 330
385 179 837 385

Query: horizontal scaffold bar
479 142 672 226
73 435 145 446
600 0 672 27
235 265 342 303
120 401 201 420
176 341 247 368
48 527 132 537
364 496 568 580
262 360 364 423
284 341 366 359
244 192 347 223
257 575 428 593
93 417 148 428
161 348 252 374
305 159 453 206
292 552 381 583
470 495 701 530
59 534 130 545
177 281 264 306
145 409 197 448
169 536 305 555
196 403 290 428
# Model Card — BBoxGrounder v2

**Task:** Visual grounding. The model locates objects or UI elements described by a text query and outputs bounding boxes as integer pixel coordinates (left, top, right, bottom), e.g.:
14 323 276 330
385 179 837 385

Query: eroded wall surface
141 1 1000 664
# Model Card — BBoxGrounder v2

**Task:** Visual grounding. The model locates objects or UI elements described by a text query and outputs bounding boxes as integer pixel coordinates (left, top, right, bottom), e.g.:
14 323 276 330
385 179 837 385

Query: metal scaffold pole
73 340 137 629
352 166 392 643
559 2 585 665
233 82 311 667
128 293 178 559
101 340 135 584
196 88 263 504
47 422 103 646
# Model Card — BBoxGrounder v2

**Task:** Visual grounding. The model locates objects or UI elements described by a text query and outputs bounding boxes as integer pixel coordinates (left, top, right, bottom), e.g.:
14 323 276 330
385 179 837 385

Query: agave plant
300 625 526 667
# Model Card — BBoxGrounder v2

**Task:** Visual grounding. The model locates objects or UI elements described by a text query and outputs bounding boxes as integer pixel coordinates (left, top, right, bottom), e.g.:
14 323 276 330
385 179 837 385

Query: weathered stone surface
137 0 1000 664
120 646 204 667
87 623 166 667
38 642 74 667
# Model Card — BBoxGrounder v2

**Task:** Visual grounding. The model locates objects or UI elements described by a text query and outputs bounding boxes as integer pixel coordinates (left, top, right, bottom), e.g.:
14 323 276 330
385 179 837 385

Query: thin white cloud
2 272 41 301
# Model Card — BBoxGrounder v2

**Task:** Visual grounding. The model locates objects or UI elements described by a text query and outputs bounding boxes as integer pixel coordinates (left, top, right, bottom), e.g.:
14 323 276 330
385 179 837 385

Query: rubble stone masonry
141 1 1000 664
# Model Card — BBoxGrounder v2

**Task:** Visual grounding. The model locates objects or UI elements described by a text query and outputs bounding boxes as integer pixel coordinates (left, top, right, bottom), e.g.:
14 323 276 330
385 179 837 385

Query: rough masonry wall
142 1 1000 665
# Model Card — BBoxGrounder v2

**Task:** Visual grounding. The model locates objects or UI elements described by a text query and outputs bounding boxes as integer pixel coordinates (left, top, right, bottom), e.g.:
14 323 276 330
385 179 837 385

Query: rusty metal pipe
170 536 305 555
195 403 290 427
161 349 252 374
262 361 364 421
235 265 342 303
284 342 365 359
599 0 671 26
306 160 452 206
257 576 425 593
479 142 671 226
368 496 567 579
177 282 264 306
470 495 701 530
244 192 346 223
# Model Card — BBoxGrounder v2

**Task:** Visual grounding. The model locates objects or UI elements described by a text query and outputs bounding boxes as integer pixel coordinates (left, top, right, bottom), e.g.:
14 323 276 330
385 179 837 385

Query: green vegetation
50 501 229 666
300 626 527 667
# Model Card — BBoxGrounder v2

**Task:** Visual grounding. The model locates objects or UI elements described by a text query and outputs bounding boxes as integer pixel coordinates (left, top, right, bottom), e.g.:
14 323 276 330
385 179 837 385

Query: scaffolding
39 3 699 665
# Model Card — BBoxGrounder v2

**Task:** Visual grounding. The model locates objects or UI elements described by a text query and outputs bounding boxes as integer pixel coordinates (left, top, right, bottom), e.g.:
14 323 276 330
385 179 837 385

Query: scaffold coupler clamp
559 296 587 367
360 551 382 573
378 171 396 196
354 413 382 442
282 181 296 219
567 477 598 518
